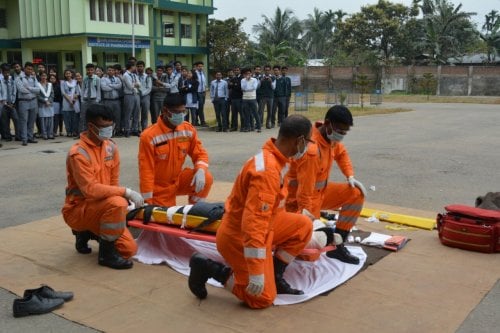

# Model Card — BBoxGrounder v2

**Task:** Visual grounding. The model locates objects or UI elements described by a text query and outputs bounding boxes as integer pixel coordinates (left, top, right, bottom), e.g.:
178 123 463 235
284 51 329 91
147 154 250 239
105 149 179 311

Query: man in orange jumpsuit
188 115 314 309
286 105 367 264
62 104 144 269
138 93 213 206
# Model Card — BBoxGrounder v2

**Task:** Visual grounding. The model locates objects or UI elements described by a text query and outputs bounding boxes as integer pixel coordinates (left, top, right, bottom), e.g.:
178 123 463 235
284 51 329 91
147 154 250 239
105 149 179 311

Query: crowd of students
0 58 294 148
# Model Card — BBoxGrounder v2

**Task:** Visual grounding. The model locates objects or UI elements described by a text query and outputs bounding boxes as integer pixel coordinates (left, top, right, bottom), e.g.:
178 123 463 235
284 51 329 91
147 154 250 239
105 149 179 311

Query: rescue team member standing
286 105 367 264
189 115 314 309
138 93 213 206
62 104 144 269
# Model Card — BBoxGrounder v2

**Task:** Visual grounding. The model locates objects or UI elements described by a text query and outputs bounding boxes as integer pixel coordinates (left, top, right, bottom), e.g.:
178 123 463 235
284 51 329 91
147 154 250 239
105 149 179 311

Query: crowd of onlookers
0 57 294 147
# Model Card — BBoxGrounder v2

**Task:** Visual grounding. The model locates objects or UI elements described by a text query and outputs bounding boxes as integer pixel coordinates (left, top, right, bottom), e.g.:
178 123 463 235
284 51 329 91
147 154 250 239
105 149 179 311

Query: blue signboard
87 37 150 49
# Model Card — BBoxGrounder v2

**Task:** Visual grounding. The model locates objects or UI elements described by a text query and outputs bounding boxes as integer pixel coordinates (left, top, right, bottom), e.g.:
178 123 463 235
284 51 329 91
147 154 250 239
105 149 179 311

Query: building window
65 53 75 62
0 9 6 28
123 3 129 23
115 2 121 22
7 51 21 64
164 23 174 37
138 5 144 25
106 0 113 22
98 0 105 21
89 0 97 21
181 24 192 38
105 54 119 63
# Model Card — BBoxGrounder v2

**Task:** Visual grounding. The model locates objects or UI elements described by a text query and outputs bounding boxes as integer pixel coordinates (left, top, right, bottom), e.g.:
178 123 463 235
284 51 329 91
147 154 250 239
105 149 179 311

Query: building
0 0 214 74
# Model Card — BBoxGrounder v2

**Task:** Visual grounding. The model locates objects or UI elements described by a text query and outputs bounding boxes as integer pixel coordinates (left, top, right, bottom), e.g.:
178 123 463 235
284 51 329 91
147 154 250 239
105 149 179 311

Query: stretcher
127 205 334 261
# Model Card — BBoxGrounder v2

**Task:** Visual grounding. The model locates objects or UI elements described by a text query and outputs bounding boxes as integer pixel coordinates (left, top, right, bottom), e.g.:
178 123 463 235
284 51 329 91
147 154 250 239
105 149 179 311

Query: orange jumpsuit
62 133 137 259
286 123 364 232
216 139 312 309
138 119 213 206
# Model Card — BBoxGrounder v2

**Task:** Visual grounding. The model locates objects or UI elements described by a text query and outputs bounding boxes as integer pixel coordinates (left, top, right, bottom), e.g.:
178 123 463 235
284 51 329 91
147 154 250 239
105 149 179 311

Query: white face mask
327 125 345 142
293 138 307 160
91 123 113 141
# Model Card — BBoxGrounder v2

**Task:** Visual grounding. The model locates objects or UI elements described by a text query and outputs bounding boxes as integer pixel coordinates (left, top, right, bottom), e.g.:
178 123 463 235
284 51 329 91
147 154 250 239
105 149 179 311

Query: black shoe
13 293 64 318
188 253 231 299
230 128 238 132
15 137 22 141
273 256 304 295
124 131 130 138
23 285 74 302
98 239 133 269
216 128 222 132
72 230 93 254
27 139 38 143
22 141 27 146
326 244 360 265
200 122 209 127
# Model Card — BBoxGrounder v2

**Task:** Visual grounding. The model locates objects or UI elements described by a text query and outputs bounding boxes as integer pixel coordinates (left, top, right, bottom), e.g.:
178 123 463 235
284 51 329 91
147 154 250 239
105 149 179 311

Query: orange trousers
287 182 364 232
151 168 213 207
216 211 312 309
62 196 137 259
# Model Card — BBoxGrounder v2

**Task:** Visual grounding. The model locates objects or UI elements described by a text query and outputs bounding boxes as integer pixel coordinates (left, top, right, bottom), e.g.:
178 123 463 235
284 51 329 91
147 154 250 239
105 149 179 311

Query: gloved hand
190 168 206 193
246 274 264 297
348 176 367 197
125 188 145 208
301 208 316 221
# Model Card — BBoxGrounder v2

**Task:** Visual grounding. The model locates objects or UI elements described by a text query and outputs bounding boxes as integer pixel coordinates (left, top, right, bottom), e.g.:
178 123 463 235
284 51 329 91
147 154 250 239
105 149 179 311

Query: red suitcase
437 205 500 253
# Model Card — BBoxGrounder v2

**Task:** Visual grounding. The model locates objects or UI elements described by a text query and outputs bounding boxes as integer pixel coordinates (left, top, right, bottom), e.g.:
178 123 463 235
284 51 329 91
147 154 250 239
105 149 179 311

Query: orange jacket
220 138 289 276
138 119 209 203
64 133 125 203
287 122 354 213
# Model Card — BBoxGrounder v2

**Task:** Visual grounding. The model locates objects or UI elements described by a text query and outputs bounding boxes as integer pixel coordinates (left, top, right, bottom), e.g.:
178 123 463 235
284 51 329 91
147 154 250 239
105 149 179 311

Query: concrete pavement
0 102 499 332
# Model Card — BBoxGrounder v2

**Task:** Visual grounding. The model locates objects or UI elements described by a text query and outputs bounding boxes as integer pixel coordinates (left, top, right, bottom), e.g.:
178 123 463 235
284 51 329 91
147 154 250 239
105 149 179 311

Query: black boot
188 253 231 299
274 256 304 295
98 239 133 269
326 229 360 265
72 230 92 254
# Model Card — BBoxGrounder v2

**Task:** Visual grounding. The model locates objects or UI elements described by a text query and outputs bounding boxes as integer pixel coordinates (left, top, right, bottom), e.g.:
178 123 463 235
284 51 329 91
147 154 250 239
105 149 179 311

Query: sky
212 0 500 37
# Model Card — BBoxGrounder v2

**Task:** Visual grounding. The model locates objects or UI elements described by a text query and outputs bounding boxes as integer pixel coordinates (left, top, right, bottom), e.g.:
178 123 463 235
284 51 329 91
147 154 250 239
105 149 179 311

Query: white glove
301 208 316 221
348 176 367 197
125 188 144 208
190 168 206 193
246 274 264 297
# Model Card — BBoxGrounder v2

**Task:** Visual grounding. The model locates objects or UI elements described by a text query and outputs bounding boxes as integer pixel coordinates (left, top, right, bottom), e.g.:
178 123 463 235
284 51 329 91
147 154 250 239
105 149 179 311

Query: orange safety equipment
138 118 213 206
62 133 137 258
286 122 364 232
216 138 312 309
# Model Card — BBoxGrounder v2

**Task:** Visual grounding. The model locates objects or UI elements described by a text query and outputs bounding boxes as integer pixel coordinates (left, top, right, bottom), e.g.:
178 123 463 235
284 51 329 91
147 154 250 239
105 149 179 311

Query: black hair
325 105 353 126
193 61 204 66
156 66 165 71
85 63 95 69
125 61 135 70
86 104 114 123
113 64 122 71
136 60 145 66
273 65 281 70
0 63 10 72
165 64 173 69
24 62 34 68
241 68 252 74
174 61 182 66
281 66 288 70
278 115 311 139
163 93 186 107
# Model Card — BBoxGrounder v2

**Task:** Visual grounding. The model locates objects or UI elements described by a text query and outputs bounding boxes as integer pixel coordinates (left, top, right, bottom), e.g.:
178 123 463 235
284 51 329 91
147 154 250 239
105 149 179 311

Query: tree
480 10 500 63
336 0 419 64
204 18 249 73
416 0 477 64
302 8 342 59
353 74 371 109
252 7 303 49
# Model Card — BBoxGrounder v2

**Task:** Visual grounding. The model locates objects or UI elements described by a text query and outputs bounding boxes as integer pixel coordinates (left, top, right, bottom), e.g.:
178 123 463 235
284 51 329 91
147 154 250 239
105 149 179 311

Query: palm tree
252 7 303 49
418 0 476 63
480 10 500 63
252 41 292 65
302 8 324 59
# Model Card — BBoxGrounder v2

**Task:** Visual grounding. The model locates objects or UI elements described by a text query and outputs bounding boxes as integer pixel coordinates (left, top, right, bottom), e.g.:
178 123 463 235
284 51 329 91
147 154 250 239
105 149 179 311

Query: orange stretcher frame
127 219 335 261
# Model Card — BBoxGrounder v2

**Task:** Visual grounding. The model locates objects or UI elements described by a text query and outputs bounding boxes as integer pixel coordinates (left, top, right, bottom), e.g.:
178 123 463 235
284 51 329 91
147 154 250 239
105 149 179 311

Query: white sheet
134 230 366 305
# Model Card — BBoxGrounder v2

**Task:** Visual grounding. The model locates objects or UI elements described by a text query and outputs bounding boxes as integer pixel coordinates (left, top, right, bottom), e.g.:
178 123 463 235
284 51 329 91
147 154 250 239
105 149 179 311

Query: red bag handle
445 204 500 220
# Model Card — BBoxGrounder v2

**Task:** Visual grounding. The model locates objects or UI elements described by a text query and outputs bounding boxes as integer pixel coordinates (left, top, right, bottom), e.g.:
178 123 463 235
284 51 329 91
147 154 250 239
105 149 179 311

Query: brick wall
287 65 500 96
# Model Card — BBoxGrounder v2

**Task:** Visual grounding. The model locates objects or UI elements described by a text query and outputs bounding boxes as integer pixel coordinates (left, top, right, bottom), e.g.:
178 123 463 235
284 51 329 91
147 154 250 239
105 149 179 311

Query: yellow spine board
134 209 221 233
360 208 436 230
